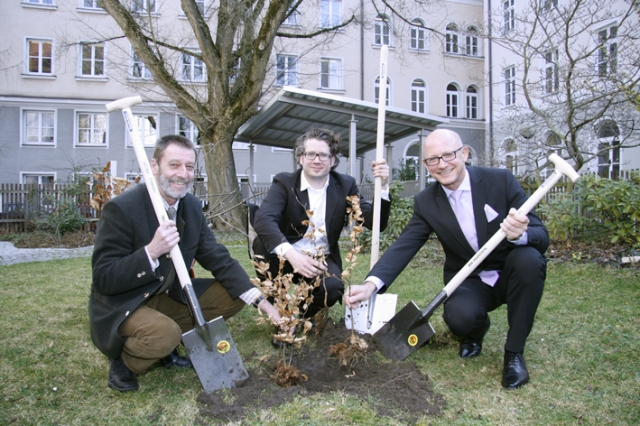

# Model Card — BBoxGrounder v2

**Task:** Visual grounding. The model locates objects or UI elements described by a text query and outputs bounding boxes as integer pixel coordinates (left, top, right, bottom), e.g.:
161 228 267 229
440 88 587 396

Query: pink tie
450 191 499 287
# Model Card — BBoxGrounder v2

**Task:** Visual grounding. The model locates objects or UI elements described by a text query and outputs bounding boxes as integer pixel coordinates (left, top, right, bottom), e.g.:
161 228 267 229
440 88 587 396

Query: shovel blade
372 301 436 361
182 316 249 392
345 293 397 334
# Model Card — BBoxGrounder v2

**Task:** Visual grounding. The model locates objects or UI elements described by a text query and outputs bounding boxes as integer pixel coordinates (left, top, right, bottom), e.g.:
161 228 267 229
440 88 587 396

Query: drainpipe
360 0 365 100
487 0 494 166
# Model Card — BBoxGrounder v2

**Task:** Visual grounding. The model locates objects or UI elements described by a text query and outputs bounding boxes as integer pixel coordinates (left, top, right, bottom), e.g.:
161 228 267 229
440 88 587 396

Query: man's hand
371 159 390 187
343 281 377 309
257 299 282 325
284 249 327 279
146 220 180 261
500 208 529 241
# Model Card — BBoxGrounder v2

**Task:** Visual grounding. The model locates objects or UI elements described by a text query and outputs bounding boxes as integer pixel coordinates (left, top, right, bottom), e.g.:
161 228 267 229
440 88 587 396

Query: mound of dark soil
196 320 446 424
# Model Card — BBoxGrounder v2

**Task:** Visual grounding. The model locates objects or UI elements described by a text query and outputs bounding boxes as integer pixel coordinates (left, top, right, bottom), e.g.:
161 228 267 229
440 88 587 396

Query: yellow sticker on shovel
408 334 419 347
216 340 231 354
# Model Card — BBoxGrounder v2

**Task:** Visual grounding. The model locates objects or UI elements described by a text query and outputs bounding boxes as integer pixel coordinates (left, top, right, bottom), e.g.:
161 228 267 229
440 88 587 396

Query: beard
156 167 194 200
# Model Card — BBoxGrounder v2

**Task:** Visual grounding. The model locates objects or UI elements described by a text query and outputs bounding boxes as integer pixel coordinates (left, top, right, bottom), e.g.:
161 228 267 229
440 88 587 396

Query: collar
163 199 180 211
442 168 471 199
300 172 330 192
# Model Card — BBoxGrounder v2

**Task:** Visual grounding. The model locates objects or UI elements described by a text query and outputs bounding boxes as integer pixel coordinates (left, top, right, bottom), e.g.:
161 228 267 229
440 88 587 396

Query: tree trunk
200 129 246 232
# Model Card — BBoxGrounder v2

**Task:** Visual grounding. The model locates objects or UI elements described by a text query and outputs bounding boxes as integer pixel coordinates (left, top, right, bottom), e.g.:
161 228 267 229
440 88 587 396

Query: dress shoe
502 351 530 389
108 355 139 392
459 318 490 358
159 348 193 369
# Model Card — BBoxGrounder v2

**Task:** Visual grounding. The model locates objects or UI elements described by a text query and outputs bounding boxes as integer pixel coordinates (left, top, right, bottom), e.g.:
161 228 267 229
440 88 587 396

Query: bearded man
89 135 279 392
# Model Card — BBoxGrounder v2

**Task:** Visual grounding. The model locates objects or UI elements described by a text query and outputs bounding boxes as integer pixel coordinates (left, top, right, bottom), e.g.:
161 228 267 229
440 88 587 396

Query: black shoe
159 348 193 369
108 356 139 392
502 351 530 389
459 318 490 358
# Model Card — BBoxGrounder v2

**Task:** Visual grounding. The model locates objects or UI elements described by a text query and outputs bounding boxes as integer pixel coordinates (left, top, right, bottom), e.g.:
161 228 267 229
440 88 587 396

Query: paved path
0 241 93 266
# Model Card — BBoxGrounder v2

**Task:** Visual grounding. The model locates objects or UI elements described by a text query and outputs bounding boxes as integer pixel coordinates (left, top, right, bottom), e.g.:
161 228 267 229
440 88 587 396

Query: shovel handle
418 154 579 321
107 97 207 328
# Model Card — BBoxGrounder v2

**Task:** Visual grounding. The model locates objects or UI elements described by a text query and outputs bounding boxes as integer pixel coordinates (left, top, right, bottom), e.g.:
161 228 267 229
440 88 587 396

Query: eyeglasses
423 146 464 167
303 152 331 161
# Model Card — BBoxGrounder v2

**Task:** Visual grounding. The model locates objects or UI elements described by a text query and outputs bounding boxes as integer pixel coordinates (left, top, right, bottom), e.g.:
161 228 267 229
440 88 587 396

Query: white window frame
503 0 515 34
465 27 480 56
131 0 156 13
319 57 343 90
320 0 341 28
125 114 158 148
76 111 107 147
131 49 152 79
22 110 56 146
78 41 106 77
181 51 206 82
445 24 460 54
446 84 460 118
466 86 479 119
276 54 298 86
374 76 392 106
596 25 617 77
25 38 54 76
21 173 56 185
79 0 103 9
177 115 200 145
374 14 391 46
597 121 621 180
410 19 427 51
543 49 559 94
504 138 518 174
504 66 516 106
282 7 300 26
25 0 55 5
411 79 427 114
125 172 143 184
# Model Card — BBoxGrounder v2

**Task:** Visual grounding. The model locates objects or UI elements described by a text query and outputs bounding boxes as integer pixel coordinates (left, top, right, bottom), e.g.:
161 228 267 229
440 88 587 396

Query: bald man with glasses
344 129 549 389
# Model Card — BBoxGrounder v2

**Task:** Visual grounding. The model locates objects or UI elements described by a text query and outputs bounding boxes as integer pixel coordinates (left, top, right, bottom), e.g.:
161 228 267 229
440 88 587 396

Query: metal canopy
235 87 447 157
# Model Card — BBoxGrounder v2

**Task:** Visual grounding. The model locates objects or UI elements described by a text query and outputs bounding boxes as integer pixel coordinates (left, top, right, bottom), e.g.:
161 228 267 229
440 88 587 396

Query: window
446 84 459 117
465 27 479 56
182 52 206 82
320 58 342 90
276 54 298 86
504 66 516 106
503 0 515 34
126 114 157 147
81 0 103 9
131 51 151 79
466 86 478 119
445 24 460 54
22 174 55 185
543 132 562 176
178 116 200 145
505 139 517 174
597 120 620 180
374 14 391 46
597 26 617 77
23 111 55 145
25 0 54 5
374 77 391 106
410 19 427 51
320 0 341 28
544 49 559 93
132 0 156 13
79 42 105 77
282 7 300 26
411 79 426 113
77 112 107 146
26 38 53 75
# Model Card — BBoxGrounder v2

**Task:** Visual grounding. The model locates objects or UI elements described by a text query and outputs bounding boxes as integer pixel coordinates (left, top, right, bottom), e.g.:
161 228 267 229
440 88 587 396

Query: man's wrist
252 294 266 308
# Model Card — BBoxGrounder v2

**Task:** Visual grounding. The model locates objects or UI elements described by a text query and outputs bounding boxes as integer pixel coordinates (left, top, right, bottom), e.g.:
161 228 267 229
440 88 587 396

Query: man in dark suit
253 128 391 340
344 129 548 389
89 135 280 392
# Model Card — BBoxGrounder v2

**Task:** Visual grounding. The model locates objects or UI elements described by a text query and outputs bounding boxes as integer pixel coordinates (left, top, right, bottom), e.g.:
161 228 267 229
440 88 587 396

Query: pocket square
484 204 499 222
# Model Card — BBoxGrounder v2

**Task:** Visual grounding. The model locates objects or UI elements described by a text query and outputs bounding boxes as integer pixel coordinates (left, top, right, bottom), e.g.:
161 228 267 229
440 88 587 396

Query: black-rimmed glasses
423 146 464 167
303 152 331 161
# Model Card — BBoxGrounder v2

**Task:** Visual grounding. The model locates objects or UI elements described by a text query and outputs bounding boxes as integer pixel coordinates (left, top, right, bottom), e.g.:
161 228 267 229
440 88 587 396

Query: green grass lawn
0 244 638 425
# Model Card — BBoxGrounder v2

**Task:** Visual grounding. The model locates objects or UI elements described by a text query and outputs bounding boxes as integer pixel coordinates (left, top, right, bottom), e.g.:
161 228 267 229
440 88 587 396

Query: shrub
538 172 640 246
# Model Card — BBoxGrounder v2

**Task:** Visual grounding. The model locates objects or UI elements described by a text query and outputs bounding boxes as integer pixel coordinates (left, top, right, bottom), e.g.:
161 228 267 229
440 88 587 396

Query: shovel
373 153 580 361
106 96 249 392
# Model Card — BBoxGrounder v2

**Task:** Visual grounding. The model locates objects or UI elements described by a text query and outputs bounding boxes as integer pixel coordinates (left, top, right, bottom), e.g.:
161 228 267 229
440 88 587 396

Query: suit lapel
324 175 339 233
294 171 310 211
469 168 488 248
436 185 474 253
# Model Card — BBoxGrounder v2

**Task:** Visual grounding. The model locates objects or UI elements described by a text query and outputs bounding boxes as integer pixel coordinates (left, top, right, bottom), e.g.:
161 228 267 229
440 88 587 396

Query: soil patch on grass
196 319 446 424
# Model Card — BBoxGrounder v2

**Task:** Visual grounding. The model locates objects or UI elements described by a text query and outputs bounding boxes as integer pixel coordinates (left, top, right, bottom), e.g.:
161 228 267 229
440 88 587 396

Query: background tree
490 0 640 178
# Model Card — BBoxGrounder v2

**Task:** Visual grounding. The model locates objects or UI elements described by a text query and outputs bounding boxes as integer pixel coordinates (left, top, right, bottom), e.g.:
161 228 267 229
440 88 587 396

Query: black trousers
442 246 547 353
259 253 344 318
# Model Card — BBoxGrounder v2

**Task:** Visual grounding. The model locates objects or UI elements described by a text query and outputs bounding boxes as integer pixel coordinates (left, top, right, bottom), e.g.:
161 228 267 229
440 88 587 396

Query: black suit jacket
253 169 391 270
371 166 549 291
89 183 254 359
